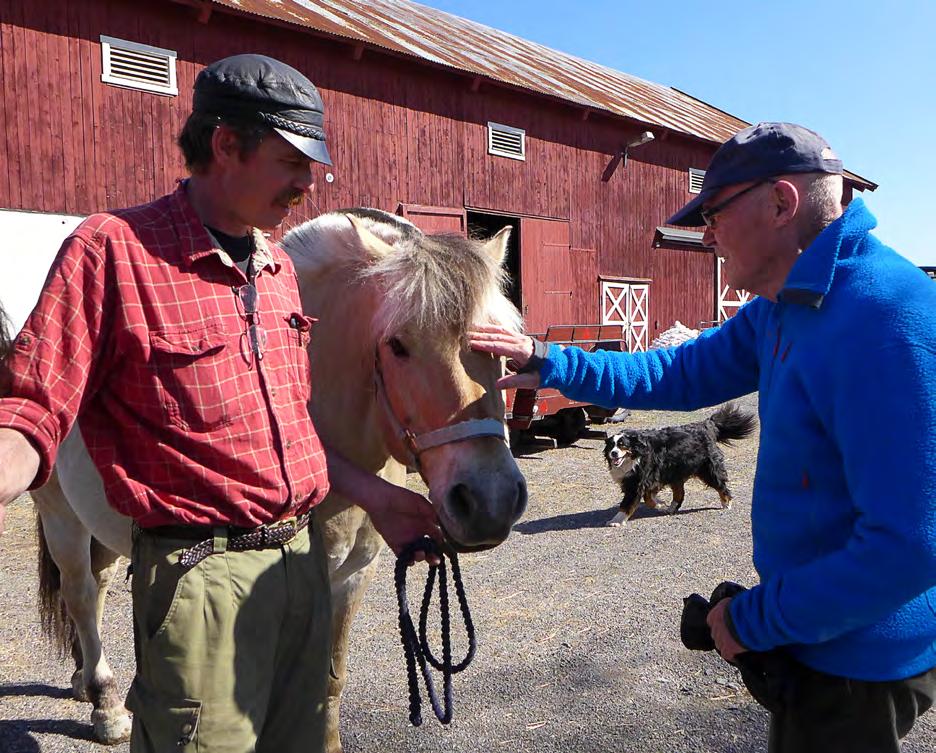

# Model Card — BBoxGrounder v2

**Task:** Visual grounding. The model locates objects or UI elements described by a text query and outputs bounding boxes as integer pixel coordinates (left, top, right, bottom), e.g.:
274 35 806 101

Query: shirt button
181 723 194 734
285 440 293 449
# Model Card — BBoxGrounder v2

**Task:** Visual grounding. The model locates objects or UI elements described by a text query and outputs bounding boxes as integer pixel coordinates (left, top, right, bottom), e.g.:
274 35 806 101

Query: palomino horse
31 209 527 751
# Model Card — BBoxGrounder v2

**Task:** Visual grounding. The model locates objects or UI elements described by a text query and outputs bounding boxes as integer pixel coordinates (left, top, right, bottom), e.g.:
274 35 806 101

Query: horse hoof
71 670 89 702
92 707 132 745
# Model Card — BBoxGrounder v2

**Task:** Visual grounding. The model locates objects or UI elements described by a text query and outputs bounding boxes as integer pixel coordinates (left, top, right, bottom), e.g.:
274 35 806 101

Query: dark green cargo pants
768 662 936 753
126 517 332 753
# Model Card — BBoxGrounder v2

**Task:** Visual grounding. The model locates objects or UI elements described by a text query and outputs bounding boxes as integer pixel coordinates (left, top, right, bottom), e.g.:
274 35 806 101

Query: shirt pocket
148 326 238 432
285 313 316 401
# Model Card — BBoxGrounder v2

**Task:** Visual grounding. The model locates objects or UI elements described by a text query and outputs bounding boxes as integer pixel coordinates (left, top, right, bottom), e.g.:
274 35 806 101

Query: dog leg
698 457 733 510
607 495 641 528
667 482 686 514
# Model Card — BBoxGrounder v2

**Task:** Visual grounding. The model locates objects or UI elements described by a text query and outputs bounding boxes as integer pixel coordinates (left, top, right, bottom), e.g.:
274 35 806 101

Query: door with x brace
601 281 649 352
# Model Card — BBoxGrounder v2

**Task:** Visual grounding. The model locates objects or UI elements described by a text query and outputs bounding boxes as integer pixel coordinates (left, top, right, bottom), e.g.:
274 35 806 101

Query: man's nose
294 164 315 194
702 225 716 247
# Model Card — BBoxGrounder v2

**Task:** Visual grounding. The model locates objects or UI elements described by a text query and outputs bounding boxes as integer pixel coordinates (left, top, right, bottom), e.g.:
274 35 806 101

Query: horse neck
301 266 392 472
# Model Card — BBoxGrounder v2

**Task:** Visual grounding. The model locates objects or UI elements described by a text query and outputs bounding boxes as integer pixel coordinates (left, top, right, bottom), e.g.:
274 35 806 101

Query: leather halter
374 349 508 470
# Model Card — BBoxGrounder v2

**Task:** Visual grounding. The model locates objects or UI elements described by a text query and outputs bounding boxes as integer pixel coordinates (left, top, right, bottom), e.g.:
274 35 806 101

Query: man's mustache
276 191 305 207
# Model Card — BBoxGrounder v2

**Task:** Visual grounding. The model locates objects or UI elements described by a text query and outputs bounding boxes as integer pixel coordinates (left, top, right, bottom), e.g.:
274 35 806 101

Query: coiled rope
394 537 476 726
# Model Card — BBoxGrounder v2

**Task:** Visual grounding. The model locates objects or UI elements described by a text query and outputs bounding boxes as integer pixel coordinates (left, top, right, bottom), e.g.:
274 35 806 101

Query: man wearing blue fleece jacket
470 122 936 752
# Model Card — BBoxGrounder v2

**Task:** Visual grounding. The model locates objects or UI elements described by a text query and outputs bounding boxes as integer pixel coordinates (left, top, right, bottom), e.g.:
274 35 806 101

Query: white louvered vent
487 122 525 161
101 36 178 96
688 168 706 194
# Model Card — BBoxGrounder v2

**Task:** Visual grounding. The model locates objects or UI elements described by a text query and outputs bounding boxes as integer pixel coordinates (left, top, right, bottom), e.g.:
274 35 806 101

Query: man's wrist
517 338 549 374
724 601 747 651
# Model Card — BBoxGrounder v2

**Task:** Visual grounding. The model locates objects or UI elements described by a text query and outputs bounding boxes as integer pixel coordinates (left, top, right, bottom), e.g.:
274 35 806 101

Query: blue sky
425 0 936 266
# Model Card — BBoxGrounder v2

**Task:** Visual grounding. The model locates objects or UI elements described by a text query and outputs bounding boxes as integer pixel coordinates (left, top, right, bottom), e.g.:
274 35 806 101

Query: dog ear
633 435 651 453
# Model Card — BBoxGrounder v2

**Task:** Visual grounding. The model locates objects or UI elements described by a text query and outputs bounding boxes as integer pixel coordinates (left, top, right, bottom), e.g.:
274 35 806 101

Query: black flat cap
667 122 843 227
193 53 331 166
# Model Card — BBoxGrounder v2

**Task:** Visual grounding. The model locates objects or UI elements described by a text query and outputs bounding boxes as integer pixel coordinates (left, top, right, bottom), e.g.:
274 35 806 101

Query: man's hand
467 324 542 390
706 597 747 663
0 428 41 535
324 446 442 564
365 483 443 565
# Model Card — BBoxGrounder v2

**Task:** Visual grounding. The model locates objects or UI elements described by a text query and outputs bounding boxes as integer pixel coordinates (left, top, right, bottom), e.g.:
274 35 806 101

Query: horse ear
345 214 395 261
482 226 511 266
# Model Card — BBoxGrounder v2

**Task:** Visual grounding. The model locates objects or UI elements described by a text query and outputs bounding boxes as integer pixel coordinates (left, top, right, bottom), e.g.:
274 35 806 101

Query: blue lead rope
394 537 476 726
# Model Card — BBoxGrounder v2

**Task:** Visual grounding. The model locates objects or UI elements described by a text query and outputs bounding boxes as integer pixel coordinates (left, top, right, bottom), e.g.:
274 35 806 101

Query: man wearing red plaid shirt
0 54 440 753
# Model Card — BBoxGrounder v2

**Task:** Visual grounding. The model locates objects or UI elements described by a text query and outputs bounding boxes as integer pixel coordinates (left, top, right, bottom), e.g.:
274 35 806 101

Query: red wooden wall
0 0 722 337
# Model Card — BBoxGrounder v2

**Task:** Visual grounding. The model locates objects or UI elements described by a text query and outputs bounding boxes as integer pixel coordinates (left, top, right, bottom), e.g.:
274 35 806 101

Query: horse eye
386 337 409 359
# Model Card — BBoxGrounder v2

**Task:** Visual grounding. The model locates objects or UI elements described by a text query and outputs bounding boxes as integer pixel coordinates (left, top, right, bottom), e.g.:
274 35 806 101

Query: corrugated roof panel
208 0 746 141
202 0 876 188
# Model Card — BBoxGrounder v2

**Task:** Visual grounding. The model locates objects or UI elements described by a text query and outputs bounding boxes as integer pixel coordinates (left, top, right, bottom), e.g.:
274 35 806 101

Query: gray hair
793 172 844 238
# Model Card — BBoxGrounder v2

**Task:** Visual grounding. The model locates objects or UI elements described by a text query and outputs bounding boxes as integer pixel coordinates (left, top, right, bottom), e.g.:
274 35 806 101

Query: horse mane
283 208 522 337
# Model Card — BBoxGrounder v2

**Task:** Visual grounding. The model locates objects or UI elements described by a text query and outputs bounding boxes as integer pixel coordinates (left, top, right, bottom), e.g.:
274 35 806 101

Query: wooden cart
505 323 625 445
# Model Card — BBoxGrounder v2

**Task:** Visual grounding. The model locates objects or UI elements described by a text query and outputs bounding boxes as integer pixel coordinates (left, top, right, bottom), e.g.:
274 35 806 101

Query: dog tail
710 403 757 445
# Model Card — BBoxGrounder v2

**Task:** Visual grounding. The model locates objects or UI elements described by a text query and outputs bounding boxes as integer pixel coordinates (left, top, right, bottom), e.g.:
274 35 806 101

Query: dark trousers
769 663 936 753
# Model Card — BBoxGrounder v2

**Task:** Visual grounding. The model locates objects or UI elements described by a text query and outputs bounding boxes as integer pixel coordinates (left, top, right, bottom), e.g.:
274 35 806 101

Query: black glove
680 581 796 714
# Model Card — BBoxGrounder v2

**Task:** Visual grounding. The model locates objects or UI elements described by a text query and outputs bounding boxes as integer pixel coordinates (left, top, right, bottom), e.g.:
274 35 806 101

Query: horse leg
326 555 382 753
318 501 388 753
32 475 131 745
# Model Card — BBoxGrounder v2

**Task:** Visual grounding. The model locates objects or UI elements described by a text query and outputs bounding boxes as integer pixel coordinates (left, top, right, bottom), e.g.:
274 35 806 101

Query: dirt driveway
2 396 934 752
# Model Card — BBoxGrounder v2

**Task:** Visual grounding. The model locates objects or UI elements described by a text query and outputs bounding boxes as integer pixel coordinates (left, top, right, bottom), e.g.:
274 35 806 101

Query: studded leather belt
142 512 312 570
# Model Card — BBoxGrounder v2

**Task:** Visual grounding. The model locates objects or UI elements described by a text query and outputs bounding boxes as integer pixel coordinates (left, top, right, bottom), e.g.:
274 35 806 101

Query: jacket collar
169 180 281 275
778 197 877 309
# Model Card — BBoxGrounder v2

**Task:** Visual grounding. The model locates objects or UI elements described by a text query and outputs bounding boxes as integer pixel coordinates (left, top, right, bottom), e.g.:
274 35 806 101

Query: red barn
0 0 875 341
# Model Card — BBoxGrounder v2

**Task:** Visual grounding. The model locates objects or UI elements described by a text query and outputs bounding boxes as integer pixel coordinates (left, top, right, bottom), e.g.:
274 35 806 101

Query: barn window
100 36 178 96
688 168 706 194
487 122 525 161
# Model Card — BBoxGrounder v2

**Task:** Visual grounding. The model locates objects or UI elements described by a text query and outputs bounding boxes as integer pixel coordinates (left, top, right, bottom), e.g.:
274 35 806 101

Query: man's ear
770 179 800 228
211 124 242 167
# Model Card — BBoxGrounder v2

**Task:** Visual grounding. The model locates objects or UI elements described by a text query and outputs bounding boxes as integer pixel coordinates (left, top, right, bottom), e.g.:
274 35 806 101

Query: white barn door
601 281 649 352
716 258 752 322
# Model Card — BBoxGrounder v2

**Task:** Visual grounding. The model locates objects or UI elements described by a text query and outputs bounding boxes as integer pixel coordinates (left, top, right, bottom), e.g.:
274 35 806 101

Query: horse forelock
365 232 522 338
281 209 521 338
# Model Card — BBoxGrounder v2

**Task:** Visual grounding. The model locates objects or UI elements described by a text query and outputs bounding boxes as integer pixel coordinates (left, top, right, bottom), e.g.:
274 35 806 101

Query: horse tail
710 403 758 445
36 512 77 657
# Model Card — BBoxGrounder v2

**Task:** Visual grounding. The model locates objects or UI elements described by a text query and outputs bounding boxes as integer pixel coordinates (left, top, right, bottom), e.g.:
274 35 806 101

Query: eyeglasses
700 179 775 229
234 283 267 364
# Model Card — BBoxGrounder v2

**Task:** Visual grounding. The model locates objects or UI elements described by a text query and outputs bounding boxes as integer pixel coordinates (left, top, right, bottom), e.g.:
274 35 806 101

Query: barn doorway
467 211 521 313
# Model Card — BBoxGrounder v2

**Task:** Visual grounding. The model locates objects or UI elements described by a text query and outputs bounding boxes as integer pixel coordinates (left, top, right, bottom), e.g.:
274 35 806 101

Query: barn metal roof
197 0 876 189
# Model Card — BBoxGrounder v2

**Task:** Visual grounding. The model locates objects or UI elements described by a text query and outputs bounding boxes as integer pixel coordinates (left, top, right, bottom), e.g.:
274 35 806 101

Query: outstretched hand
467 324 541 390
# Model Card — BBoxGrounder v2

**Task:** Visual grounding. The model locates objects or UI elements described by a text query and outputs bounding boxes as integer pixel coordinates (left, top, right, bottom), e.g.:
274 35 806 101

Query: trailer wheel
555 407 587 446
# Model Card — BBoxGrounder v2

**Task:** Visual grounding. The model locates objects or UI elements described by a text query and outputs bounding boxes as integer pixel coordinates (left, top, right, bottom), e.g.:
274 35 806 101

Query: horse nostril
448 483 473 521
515 481 528 518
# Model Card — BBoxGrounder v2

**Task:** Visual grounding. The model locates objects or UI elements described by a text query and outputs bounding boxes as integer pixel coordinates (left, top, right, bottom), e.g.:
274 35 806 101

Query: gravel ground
1 394 934 752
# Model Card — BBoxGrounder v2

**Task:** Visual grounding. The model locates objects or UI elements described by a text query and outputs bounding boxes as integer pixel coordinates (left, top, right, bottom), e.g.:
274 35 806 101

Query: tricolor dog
604 404 757 527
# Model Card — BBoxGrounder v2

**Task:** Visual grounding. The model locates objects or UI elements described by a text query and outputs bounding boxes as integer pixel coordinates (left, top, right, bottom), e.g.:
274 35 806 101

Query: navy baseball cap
193 54 332 166
667 122 843 227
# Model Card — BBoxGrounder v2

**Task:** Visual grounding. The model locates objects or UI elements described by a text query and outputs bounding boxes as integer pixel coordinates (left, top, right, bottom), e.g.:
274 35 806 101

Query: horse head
283 209 527 551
